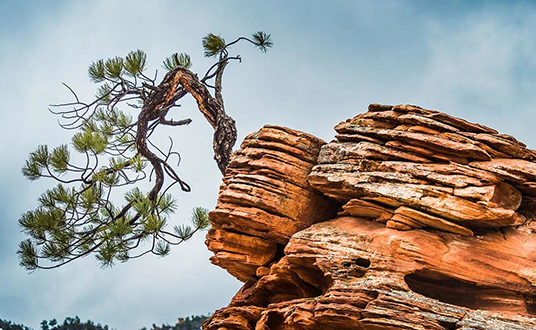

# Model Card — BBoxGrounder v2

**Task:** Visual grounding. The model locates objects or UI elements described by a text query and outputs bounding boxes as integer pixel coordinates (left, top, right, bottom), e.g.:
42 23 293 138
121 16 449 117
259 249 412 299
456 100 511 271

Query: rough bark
173 67 237 174
136 65 237 201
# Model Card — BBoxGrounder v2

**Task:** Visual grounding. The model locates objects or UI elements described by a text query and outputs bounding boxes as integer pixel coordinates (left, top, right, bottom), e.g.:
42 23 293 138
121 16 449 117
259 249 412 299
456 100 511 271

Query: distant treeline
0 315 210 330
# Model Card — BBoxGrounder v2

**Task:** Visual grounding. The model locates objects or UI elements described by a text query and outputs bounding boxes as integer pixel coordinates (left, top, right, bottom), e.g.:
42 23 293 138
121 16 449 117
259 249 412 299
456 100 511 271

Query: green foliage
72 129 108 154
17 239 38 270
22 159 42 181
104 57 124 79
130 154 147 172
124 49 147 76
1 314 210 330
50 145 69 173
173 224 194 241
191 207 210 229
88 59 106 83
172 207 210 242
145 314 210 330
18 150 209 269
154 240 171 256
22 145 73 180
21 30 271 270
163 53 192 70
40 316 110 330
202 33 226 57
89 50 147 83
0 319 32 330
252 31 273 53
95 83 113 103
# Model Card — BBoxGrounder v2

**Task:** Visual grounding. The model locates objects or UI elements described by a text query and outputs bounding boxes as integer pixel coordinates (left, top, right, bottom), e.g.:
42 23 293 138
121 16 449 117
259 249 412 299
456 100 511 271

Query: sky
2 1 536 329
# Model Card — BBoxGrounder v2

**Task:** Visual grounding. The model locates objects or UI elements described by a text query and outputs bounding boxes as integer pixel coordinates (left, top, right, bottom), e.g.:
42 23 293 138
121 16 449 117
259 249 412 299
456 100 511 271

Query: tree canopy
1 314 210 330
18 32 273 270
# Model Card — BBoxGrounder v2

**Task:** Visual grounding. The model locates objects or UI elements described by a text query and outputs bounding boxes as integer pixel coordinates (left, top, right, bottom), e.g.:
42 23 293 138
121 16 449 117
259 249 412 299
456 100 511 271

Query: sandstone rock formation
206 125 338 281
204 105 536 330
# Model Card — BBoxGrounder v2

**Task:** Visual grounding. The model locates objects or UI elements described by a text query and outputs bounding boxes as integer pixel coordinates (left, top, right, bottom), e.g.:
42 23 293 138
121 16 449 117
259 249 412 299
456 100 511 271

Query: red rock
462 133 535 160
368 103 393 112
335 133 384 144
452 182 521 210
318 141 432 164
205 229 277 281
427 111 498 134
397 113 460 132
206 125 338 281
334 124 492 161
389 104 498 133
385 140 435 156
405 125 442 135
390 213 425 228
308 167 520 227
470 158 536 183
376 161 501 187
339 199 394 222
394 206 474 236
203 104 536 330
204 217 536 330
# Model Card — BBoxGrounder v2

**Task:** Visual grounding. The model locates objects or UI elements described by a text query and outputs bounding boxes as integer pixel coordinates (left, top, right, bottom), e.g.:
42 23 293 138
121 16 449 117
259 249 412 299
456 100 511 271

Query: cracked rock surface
204 105 536 330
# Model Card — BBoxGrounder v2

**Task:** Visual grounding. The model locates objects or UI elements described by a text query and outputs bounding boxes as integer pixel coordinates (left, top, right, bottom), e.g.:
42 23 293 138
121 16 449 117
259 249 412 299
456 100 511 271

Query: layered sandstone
206 125 338 281
309 104 536 235
204 105 536 330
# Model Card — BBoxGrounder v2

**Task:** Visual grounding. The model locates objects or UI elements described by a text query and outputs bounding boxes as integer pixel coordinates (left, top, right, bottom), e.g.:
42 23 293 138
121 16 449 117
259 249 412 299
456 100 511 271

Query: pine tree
18 32 273 270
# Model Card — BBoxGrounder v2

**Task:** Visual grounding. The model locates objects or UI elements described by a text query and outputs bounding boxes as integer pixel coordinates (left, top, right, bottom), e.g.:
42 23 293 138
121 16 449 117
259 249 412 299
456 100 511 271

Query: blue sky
2 1 536 329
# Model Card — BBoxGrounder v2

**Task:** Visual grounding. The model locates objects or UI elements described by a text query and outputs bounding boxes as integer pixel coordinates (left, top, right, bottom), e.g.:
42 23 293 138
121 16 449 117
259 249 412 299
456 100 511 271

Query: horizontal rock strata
204 105 536 330
206 125 338 281
309 104 536 235
204 217 536 330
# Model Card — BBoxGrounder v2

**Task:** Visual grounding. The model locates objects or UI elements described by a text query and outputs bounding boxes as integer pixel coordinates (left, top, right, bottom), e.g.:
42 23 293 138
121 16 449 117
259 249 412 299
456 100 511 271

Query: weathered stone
401 124 442 135
205 229 278 281
207 125 338 281
318 141 432 164
385 140 435 157
368 103 394 112
204 217 536 330
452 182 521 210
397 113 460 132
339 199 394 222
386 219 413 230
394 206 474 236
390 213 425 228
470 158 536 183
462 133 535 160
334 124 492 161
308 168 519 227
376 161 501 187
387 104 498 134
204 104 536 330
335 133 384 144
